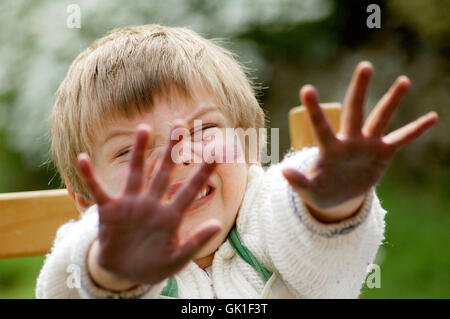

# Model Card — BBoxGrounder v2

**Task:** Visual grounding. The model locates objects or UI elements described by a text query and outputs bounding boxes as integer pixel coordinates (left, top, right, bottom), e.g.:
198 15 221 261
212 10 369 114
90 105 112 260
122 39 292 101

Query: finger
282 167 312 194
171 161 216 213
124 124 152 194
168 220 221 268
383 112 438 150
300 85 337 148
77 153 111 205
148 121 186 198
363 76 410 138
341 61 373 137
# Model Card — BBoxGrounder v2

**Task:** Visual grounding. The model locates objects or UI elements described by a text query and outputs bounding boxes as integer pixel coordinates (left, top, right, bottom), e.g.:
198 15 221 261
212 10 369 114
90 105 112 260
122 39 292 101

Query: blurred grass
361 162 450 298
0 163 448 299
0 256 44 299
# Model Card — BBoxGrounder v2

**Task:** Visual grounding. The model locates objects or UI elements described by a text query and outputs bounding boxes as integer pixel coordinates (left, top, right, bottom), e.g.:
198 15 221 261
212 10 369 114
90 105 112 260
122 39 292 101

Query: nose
177 141 204 165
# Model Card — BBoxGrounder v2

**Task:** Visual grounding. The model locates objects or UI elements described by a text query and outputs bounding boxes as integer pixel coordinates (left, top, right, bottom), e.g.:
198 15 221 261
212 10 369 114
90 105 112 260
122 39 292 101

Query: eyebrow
101 104 223 146
184 104 222 125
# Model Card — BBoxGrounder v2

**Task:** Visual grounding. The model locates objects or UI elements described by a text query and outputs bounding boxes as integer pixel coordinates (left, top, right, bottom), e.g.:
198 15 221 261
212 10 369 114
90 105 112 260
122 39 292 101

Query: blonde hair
51 24 266 202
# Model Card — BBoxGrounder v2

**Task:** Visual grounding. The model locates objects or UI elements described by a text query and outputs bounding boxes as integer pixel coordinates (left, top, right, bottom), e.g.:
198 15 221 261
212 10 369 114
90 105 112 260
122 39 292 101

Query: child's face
88 84 251 263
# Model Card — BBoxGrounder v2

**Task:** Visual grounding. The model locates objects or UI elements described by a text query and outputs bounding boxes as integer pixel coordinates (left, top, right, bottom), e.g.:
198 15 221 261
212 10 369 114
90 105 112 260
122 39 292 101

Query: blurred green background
0 0 448 298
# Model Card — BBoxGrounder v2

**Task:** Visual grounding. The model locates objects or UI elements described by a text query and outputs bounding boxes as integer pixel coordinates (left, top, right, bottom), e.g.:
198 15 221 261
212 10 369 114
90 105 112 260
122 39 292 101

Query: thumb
169 220 221 267
282 167 312 195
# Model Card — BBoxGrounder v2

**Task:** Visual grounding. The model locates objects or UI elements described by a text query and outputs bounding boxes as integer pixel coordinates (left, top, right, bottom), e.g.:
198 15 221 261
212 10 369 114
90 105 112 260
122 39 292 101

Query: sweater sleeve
241 147 387 298
35 205 167 299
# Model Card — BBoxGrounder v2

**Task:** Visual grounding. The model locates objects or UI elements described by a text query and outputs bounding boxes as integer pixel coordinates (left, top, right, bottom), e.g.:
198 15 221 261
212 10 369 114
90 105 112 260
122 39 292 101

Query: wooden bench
0 104 342 259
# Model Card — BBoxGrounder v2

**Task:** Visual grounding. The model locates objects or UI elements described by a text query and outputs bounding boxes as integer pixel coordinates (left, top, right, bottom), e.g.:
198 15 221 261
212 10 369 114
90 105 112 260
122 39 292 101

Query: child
36 24 437 298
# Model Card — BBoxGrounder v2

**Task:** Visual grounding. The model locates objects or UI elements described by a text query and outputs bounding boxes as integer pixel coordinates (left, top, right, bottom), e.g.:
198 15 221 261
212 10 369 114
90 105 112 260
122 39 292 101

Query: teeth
195 186 210 200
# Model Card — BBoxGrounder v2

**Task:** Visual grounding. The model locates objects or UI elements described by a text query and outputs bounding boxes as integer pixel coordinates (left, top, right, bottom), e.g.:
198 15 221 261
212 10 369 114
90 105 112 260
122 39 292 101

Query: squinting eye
115 146 155 160
192 125 216 134
116 149 130 158
191 125 216 140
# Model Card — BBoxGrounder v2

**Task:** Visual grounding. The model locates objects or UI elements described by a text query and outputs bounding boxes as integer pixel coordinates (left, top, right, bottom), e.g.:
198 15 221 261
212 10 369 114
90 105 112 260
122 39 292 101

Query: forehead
151 88 223 126
94 84 229 146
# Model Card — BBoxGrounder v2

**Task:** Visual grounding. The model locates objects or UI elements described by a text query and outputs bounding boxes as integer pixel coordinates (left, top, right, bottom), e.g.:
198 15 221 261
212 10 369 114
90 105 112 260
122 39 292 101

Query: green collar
161 226 272 298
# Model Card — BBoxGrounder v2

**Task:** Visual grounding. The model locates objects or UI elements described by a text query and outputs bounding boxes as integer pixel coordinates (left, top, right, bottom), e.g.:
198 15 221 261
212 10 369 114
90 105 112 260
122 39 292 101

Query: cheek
177 163 248 256
99 155 157 196
204 134 245 164
101 164 129 196
216 163 248 215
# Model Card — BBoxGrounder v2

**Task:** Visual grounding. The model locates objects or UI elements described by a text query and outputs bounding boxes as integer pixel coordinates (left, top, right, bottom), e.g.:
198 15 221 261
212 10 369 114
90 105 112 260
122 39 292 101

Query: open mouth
194 185 213 200
166 182 215 211
189 184 215 211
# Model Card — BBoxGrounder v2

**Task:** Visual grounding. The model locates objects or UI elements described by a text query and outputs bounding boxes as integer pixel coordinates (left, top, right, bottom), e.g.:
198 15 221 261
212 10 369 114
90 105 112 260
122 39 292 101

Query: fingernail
136 124 151 137
301 84 314 94
398 75 410 87
427 111 438 120
77 153 89 161
360 61 373 70
173 119 186 129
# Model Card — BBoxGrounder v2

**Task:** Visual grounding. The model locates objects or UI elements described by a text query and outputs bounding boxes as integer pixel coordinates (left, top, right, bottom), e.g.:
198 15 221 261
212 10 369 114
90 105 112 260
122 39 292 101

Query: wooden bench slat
0 189 79 258
289 103 341 150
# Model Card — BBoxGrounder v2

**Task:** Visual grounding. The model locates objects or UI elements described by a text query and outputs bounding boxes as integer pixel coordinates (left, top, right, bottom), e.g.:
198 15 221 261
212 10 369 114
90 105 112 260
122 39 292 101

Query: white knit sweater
36 147 386 299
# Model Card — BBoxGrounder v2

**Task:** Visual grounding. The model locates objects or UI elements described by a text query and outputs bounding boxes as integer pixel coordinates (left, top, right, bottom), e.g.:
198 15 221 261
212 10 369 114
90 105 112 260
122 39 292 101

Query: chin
196 236 221 258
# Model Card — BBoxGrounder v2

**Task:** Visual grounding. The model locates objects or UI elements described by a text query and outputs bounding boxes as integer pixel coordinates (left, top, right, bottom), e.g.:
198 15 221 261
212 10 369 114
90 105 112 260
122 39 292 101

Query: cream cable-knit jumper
36 147 386 299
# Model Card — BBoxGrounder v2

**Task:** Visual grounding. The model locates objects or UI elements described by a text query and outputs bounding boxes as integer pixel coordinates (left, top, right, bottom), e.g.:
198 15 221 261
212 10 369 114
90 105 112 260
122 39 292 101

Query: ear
66 182 91 213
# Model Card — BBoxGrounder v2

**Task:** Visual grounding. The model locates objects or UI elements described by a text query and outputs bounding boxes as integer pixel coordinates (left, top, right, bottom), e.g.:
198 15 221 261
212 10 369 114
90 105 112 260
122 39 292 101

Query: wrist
87 238 138 292
305 194 366 223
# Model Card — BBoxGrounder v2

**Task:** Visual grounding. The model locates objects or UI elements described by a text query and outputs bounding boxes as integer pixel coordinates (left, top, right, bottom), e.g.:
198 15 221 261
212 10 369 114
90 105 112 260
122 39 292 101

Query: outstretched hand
77 123 220 286
283 61 438 222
